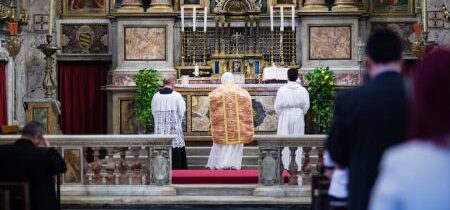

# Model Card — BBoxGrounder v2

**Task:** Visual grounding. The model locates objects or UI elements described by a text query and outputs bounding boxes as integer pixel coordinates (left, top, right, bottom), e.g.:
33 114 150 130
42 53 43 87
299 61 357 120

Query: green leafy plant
134 68 162 131
305 66 336 133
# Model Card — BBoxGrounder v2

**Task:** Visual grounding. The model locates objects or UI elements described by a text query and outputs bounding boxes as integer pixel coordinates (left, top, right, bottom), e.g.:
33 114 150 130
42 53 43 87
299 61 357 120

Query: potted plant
134 68 162 133
305 66 336 134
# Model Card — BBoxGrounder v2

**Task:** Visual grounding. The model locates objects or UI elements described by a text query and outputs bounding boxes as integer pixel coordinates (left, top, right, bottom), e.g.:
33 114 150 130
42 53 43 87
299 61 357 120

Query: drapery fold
58 62 109 134
0 62 6 126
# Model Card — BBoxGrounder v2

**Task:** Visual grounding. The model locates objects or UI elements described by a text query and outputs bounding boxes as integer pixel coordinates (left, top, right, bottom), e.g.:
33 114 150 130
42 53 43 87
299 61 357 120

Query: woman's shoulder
383 141 447 167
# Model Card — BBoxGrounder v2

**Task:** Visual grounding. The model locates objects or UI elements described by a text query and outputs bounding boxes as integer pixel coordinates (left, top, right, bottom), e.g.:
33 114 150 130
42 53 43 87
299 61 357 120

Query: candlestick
193 7 196 32
422 0 428 32
48 0 54 35
270 6 274 31
280 6 284 32
194 64 199 77
181 7 184 32
204 7 207 32
291 6 295 31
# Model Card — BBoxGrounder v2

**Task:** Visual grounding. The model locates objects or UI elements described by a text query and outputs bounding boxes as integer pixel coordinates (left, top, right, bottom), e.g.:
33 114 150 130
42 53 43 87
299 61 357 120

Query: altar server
152 75 187 169
206 72 254 170
274 68 310 172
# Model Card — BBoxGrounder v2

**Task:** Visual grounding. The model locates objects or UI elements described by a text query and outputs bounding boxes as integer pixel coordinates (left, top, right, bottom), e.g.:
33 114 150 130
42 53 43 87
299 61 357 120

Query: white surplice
274 81 310 170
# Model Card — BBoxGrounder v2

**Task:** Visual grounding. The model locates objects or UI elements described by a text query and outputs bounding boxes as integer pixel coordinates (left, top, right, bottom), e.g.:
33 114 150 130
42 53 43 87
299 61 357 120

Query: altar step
174 184 257 196
186 146 259 169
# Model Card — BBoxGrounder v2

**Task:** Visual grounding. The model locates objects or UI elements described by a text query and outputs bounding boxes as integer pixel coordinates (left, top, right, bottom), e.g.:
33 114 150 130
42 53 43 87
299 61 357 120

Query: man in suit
328 29 409 210
0 121 67 210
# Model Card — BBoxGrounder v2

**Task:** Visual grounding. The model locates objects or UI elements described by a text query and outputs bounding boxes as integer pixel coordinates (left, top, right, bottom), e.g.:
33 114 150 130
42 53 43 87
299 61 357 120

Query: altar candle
422 0 428 32
193 7 196 32
280 6 284 32
194 65 200 77
48 0 54 35
291 6 295 31
181 7 185 32
204 7 207 32
270 6 274 31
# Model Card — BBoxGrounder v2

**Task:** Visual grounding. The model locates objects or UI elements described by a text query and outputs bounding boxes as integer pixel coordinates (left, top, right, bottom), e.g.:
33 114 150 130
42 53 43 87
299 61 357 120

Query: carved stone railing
256 135 326 187
0 135 176 196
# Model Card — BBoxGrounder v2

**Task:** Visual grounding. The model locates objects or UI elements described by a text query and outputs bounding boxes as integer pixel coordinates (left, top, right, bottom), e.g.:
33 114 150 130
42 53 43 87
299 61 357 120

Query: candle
48 0 54 35
422 0 428 32
291 6 295 31
194 65 199 77
280 6 284 32
204 7 207 32
193 7 196 32
270 6 274 31
181 7 185 32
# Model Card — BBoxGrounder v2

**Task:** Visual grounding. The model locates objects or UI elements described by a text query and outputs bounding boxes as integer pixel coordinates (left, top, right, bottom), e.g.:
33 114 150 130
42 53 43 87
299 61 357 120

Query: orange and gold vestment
209 83 254 145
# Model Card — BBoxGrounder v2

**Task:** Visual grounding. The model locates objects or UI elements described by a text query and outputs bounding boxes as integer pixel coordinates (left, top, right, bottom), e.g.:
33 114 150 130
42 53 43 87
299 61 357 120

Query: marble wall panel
63 148 82 184
309 26 352 60
191 95 210 132
124 27 166 61
61 24 109 54
371 22 414 54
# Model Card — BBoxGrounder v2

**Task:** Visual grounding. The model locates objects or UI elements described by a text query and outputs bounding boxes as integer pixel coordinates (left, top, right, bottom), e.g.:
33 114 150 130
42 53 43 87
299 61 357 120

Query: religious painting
252 96 277 132
63 0 108 16
309 26 352 60
191 95 210 132
371 22 414 54
61 24 109 54
124 26 166 61
63 148 82 184
32 108 49 133
371 0 414 15
119 98 138 134
231 60 242 73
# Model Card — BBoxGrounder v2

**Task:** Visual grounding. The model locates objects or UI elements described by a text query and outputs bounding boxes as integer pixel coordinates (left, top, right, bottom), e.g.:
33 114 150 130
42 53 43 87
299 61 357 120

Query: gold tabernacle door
209 83 254 145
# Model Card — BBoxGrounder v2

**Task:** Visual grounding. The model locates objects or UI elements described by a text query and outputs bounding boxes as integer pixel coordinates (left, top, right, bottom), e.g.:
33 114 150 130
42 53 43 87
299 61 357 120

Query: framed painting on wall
124 26 167 61
370 0 414 15
309 25 352 60
63 0 108 17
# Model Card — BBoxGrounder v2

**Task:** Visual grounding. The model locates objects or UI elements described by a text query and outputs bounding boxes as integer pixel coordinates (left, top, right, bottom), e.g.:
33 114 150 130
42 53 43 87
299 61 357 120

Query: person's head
365 28 403 77
21 121 46 146
162 74 176 88
409 47 450 145
287 68 299 82
221 72 235 84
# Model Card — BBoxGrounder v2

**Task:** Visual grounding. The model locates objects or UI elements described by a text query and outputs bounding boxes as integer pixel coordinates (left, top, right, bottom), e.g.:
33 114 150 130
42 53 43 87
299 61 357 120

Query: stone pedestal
332 0 358 11
117 0 144 12
302 0 328 12
148 0 174 12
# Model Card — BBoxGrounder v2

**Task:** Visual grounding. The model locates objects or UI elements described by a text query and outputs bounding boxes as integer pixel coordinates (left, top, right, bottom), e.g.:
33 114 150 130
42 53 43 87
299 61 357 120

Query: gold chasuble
209 83 254 145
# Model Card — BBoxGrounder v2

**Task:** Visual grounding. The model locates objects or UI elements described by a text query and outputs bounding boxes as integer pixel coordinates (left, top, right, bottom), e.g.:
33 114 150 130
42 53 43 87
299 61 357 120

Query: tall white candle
194 65 199 77
181 7 185 32
204 7 207 32
48 0 54 35
422 0 428 32
291 6 295 31
270 6 274 31
280 6 284 32
193 7 196 32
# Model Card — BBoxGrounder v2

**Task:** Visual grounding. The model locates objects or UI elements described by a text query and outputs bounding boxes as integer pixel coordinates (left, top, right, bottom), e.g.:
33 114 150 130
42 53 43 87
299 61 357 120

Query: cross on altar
33 14 49 31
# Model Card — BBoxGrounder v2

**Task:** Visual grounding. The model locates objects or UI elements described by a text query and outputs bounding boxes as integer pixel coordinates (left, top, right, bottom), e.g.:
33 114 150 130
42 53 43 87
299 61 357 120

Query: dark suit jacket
327 71 409 210
0 139 67 210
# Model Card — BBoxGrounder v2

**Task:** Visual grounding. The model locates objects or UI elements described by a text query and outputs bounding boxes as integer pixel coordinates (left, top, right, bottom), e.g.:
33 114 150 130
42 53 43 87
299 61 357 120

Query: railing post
258 146 281 186
287 147 299 185
301 146 312 185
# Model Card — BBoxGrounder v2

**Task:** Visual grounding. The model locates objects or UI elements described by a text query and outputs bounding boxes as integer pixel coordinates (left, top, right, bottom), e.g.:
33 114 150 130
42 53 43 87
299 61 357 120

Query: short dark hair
365 28 403 64
22 121 46 138
287 68 299 81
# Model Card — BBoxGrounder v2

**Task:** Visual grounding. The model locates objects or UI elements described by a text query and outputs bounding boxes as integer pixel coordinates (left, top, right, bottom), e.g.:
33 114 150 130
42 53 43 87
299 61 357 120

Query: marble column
302 0 328 11
148 0 174 12
118 0 144 12
332 0 358 11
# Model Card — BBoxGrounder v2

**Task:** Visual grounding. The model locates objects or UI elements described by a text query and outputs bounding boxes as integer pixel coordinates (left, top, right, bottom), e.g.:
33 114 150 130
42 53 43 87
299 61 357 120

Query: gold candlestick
37 35 59 98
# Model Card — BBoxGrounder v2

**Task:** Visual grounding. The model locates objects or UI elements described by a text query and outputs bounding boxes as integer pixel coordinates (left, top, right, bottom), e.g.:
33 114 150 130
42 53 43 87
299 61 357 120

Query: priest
206 72 254 170
274 68 310 171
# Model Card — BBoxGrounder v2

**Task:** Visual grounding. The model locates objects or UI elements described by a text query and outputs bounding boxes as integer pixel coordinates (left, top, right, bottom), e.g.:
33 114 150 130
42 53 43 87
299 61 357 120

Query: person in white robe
274 68 310 172
152 75 187 169
206 72 254 170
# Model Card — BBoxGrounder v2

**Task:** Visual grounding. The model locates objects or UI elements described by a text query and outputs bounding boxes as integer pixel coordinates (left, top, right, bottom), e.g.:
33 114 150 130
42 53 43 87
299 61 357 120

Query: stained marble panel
371 22 414 54
191 95 278 132
309 26 352 60
124 27 166 61
63 149 82 184
61 24 109 54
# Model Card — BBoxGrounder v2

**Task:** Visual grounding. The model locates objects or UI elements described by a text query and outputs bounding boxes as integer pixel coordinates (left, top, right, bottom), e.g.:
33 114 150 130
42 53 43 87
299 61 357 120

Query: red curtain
58 62 109 134
0 62 6 126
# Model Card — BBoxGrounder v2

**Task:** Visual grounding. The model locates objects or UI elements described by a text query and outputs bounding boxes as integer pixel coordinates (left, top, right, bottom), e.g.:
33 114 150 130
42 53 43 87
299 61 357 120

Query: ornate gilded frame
370 0 415 16
62 0 109 17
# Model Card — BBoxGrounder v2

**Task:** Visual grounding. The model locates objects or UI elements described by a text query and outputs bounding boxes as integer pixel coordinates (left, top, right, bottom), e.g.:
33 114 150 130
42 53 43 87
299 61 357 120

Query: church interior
0 0 449 209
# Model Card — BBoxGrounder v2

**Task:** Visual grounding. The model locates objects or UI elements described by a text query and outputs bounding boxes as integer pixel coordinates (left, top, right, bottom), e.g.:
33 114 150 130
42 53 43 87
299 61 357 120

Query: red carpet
172 170 290 184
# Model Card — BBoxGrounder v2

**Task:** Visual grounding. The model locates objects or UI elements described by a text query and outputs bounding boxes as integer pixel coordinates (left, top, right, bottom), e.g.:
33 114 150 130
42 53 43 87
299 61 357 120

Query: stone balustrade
254 135 326 197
